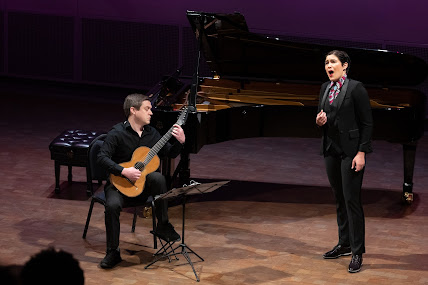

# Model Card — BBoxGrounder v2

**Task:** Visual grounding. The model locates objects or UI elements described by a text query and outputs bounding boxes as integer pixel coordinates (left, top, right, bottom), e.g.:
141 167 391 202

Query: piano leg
402 142 417 204
160 157 175 189
178 150 191 186
168 149 191 188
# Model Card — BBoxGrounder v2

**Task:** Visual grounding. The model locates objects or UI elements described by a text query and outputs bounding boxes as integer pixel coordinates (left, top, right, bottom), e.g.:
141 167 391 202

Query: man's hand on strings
172 124 186 144
122 167 141 181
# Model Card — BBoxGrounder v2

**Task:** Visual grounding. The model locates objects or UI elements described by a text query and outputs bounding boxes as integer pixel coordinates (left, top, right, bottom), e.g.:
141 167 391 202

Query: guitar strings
132 125 175 170
134 161 144 170
134 108 187 170
143 126 174 164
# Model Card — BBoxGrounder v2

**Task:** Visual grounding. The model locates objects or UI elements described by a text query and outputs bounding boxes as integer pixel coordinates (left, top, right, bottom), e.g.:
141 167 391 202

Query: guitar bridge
125 177 138 190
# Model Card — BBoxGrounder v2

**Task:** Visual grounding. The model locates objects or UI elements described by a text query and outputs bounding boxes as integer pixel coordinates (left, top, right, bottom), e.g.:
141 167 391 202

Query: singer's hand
316 109 327 126
351 152 366 172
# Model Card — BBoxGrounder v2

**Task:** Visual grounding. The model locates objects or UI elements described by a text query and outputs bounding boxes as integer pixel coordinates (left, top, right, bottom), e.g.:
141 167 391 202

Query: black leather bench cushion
49 130 104 163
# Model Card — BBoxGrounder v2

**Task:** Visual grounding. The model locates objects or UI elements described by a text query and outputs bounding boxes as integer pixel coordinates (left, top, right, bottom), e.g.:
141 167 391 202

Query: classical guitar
111 107 188 197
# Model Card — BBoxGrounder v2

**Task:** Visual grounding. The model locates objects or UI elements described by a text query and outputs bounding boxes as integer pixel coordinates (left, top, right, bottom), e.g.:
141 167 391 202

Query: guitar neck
143 125 175 165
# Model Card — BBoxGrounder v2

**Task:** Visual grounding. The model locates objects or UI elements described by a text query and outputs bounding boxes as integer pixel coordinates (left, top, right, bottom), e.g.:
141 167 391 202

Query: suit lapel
336 78 349 111
320 83 330 109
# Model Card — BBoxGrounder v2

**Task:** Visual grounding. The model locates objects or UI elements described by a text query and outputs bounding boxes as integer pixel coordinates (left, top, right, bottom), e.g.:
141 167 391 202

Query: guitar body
110 146 160 197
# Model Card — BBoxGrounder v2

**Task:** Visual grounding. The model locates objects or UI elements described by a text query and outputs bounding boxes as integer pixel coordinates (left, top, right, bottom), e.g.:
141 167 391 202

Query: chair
82 134 157 249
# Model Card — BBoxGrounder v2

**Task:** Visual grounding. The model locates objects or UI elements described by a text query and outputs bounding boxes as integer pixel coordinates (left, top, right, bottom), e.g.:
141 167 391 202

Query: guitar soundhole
134 161 145 171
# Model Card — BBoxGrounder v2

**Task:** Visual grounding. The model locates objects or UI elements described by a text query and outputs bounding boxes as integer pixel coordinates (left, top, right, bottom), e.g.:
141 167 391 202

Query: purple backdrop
4 0 428 45
1 0 427 107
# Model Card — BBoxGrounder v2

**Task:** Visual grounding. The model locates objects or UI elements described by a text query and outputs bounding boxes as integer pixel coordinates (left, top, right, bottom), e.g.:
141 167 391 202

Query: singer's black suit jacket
318 78 373 157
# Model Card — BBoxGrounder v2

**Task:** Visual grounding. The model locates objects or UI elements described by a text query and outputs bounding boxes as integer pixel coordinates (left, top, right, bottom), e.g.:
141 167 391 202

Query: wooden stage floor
0 88 427 284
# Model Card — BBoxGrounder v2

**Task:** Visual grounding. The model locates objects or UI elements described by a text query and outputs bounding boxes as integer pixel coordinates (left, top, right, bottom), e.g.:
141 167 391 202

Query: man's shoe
155 222 181 242
348 254 363 273
100 249 122 269
323 244 352 259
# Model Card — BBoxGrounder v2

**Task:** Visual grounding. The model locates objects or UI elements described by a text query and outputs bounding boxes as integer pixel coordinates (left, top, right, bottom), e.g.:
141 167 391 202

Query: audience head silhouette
21 247 84 285
0 264 21 285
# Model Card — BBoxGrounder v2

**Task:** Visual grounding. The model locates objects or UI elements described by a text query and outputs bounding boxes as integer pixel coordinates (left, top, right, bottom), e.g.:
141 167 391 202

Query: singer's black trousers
324 154 365 255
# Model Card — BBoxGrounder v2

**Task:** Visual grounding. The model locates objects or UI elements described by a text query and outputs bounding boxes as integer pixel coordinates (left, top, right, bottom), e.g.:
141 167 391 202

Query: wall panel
8 12 74 79
82 18 179 88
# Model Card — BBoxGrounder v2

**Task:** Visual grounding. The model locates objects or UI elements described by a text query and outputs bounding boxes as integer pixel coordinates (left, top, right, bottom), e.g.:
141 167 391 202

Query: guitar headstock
176 107 189 126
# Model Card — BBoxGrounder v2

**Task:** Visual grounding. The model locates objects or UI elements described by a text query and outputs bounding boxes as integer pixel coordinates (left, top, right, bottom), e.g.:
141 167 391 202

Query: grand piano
148 11 427 204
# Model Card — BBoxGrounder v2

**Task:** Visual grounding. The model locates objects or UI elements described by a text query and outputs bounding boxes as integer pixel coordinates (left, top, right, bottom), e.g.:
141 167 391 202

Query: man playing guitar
97 93 185 269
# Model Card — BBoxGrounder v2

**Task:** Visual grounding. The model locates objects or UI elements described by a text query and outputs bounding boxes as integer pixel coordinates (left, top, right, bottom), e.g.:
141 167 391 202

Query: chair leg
86 165 93 196
82 199 96 239
132 208 137 233
129 203 157 249
152 201 157 249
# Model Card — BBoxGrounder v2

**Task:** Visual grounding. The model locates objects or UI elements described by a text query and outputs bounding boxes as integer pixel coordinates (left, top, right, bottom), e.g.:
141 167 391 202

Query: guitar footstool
49 129 104 195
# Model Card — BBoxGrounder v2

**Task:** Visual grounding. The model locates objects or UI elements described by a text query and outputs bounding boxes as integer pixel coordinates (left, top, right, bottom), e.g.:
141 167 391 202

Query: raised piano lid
186 11 428 87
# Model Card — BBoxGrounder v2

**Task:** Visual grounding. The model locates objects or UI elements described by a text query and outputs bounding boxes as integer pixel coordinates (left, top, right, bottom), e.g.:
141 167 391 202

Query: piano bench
49 129 104 196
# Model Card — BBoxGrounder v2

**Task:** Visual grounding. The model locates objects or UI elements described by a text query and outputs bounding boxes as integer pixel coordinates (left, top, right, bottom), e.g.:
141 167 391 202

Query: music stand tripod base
145 234 204 281
149 231 180 263
144 180 229 282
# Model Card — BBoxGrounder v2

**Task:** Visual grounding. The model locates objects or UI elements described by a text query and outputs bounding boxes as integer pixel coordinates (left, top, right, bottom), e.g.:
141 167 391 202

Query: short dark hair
326 50 351 74
21 247 84 285
123 93 150 119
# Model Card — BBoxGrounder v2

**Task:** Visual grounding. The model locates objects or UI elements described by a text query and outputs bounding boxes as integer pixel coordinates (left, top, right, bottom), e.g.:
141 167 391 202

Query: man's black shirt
97 121 182 177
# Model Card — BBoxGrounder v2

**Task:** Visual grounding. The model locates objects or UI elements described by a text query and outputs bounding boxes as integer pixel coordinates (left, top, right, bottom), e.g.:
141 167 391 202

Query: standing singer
316 50 373 273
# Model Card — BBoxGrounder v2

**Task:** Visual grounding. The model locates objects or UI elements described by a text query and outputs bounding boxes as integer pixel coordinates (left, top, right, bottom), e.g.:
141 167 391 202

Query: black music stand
145 180 229 282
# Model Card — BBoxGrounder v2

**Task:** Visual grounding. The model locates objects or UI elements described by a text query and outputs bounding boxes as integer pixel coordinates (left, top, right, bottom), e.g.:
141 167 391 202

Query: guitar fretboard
144 126 175 164
133 125 176 170
133 107 187 170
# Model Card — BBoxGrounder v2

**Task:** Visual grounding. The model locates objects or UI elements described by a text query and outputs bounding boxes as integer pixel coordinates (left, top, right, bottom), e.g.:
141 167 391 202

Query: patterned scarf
328 74 347 105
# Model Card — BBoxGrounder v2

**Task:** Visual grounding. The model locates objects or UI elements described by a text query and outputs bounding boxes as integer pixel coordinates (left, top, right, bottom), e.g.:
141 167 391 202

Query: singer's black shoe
348 254 363 273
100 249 122 269
323 244 352 259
